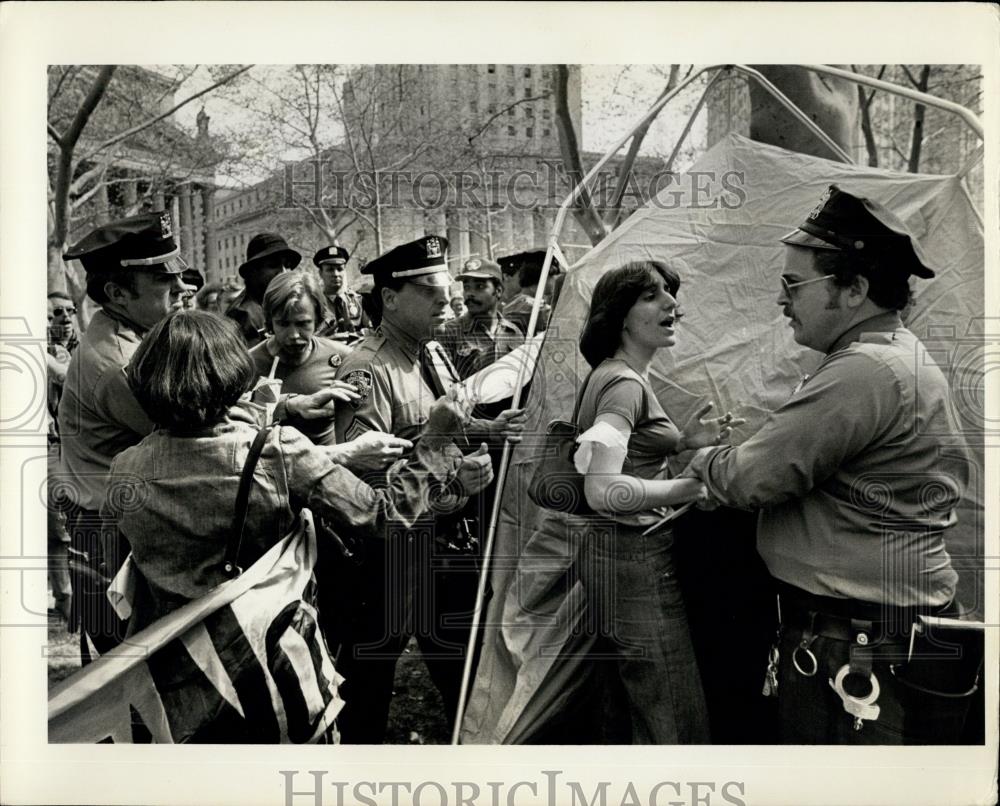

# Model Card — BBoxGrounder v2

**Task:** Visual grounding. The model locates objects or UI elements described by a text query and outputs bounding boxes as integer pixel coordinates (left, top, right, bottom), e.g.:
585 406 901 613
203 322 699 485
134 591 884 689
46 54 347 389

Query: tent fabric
461 133 984 744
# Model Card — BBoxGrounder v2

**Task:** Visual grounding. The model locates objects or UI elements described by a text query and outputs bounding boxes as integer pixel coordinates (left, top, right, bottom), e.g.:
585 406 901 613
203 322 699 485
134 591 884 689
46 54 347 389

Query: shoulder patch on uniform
344 369 373 409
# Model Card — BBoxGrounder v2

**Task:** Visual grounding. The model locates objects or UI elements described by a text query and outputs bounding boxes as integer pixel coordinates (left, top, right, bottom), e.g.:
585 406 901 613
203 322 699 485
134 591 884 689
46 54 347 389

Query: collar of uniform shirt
101 305 149 338
378 316 421 359
826 310 903 355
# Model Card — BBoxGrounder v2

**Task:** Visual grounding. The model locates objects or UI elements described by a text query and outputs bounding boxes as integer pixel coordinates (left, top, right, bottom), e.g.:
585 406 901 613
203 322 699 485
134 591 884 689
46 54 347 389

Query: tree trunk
907 65 932 173
48 66 117 292
748 66 858 160
553 65 606 245
858 85 880 167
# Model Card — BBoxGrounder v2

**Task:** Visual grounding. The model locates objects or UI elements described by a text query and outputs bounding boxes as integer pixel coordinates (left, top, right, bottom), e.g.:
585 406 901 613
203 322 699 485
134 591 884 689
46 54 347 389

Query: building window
542 108 551 120
543 128 551 137
507 126 516 136
507 107 515 116
526 127 533 138
489 82 496 94
524 86 533 98
525 107 534 118
470 100 478 113
420 105 425 116
487 104 496 115
488 64 496 74
508 85 515 97
506 65 514 78
524 67 532 78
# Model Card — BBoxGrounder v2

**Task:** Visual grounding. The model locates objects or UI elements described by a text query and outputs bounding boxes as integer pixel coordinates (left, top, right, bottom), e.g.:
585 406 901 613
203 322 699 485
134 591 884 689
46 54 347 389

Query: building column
179 184 195 267
201 185 218 284
122 171 138 213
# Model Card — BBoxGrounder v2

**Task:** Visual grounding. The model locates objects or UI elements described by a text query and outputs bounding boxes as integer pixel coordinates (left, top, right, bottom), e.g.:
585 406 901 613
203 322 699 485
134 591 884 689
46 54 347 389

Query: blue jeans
574 519 710 744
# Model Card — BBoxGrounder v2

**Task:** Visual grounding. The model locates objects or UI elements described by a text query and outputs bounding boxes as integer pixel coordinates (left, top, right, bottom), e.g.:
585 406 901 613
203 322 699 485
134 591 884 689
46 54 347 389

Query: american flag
49 509 343 743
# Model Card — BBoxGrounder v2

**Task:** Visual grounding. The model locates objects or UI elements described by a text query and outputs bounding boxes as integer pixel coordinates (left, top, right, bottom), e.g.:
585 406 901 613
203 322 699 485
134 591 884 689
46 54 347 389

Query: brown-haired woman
573 259 744 743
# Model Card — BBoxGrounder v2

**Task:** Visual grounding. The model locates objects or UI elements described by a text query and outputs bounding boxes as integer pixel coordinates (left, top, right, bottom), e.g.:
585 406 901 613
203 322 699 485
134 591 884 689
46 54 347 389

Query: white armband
574 421 629 474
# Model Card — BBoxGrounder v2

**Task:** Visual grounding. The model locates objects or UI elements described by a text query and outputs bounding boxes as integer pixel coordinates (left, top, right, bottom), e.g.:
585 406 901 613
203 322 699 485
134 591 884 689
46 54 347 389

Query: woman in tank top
573 259 743 743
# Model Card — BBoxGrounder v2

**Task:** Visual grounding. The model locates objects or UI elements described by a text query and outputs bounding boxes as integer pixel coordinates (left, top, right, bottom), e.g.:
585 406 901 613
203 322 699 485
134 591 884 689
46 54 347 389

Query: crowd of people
47 184 980 745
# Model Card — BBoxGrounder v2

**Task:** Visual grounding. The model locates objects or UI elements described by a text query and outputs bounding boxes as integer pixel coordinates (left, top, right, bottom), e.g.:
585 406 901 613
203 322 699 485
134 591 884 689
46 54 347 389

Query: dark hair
87 269 138 305
262 271 328 330
579 260 681 368
518 253 561 290
813 249 913 312
127 310 255 431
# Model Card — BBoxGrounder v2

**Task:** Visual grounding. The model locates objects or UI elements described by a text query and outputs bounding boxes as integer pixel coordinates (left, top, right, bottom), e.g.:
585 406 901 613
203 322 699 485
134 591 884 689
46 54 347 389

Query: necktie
333 295 350 332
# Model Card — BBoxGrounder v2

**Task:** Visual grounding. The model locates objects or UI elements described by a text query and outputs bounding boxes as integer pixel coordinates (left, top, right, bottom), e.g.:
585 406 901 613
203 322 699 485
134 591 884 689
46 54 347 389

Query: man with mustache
686 185 975 745
438 257 524 390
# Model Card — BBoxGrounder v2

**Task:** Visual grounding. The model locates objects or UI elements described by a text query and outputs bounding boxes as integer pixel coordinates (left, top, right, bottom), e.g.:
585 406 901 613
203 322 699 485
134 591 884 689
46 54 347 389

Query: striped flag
48 509 344 744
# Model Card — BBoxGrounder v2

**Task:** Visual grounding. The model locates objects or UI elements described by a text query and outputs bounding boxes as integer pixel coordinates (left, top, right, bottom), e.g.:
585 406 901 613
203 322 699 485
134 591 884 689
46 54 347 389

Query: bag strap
222 422 276 579
570 367 597 425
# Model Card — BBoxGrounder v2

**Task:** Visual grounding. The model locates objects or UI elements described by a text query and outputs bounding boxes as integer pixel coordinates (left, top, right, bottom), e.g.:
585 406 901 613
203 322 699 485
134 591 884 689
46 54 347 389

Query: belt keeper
792 610 820 677
850 618 874 678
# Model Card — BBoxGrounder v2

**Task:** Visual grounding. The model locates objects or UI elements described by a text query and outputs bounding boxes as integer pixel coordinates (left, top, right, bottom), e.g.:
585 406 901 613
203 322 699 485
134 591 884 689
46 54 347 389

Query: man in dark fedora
226 232 301 348
57 210 189 659
687 185 976 744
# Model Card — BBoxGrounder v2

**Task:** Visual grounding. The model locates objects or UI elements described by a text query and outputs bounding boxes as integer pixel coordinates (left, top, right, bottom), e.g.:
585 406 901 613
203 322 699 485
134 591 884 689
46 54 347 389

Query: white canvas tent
460 132 985 744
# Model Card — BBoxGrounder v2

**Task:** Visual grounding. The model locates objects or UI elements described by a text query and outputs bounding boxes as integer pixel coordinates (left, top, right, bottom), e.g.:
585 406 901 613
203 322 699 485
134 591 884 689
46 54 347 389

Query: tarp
461 133 985 744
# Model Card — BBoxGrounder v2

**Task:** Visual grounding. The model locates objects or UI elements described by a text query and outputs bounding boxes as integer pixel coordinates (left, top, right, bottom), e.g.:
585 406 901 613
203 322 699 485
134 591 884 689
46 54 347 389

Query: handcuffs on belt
767 594 889 732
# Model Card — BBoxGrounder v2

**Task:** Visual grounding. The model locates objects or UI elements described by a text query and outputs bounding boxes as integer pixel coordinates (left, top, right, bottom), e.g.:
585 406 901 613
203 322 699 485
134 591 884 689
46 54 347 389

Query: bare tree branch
606 64 680 229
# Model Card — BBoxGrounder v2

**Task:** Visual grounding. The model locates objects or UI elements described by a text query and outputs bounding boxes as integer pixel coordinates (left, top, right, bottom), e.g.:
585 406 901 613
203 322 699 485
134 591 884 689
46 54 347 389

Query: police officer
57 211 188 659
312 244 372 341
332 235 524 743
438 257 524 382
226 232 301 348
687 185 976 744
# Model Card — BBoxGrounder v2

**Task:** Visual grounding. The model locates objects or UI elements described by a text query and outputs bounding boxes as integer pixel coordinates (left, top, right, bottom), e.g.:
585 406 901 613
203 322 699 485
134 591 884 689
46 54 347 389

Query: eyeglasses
50 306 77 317
780 274 835 296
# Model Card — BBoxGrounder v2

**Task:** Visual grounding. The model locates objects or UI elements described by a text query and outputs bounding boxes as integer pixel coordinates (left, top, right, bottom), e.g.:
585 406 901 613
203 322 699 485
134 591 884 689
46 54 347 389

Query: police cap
456 257 503 283
361 235 452 287
780 184 936 279
63 211 186 275
313 244 350 268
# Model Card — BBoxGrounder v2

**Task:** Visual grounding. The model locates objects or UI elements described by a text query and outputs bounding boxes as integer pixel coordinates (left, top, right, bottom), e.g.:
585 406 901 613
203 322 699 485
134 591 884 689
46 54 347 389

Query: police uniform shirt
317 290 370 337
437 312 524 380
334 317 438 445
696 311 969 608
225 289 267 348
249 336 351 446
56 309 155 511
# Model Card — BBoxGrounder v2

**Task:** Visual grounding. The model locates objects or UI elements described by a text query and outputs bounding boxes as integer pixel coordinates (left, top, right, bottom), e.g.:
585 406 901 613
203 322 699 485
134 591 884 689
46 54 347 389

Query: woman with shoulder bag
573 260 744 744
